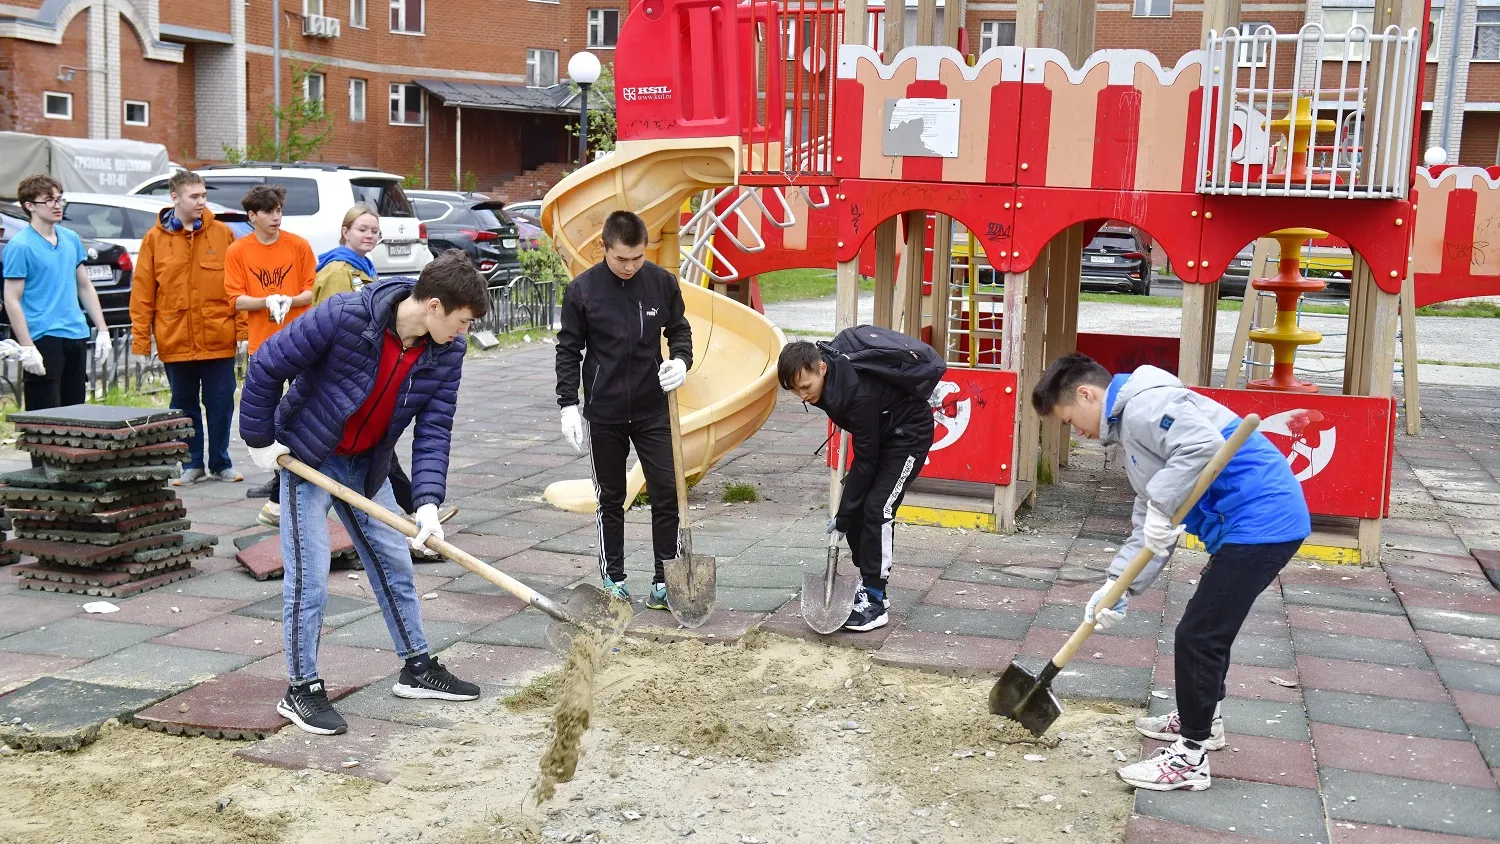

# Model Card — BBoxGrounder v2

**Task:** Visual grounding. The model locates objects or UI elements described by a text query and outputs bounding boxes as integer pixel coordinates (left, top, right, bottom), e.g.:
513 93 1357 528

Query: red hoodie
336 329 427 455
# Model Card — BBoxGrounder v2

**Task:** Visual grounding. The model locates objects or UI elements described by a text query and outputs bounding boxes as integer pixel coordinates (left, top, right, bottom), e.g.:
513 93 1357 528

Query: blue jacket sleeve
238 298 344 448
408 341 464 507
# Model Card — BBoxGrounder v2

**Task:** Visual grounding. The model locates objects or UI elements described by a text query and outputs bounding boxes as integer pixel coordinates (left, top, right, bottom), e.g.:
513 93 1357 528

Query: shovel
278 456 632 652
662 392 716 627
989 414 1262 736
801 429 860 634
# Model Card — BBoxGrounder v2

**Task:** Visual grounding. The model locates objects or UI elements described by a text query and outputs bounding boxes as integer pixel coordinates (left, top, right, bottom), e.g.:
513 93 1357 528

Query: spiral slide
540 138 787 513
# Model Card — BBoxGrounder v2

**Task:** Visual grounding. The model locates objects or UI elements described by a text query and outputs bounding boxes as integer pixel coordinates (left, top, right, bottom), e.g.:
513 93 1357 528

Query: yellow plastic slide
540 138 787 513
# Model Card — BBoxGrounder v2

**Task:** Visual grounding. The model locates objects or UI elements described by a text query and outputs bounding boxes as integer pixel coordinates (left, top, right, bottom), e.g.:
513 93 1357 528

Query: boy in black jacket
555 211 693 610
778 339 934 631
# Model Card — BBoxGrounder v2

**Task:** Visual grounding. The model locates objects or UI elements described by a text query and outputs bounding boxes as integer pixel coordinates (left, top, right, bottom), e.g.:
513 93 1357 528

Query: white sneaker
1117 740 1211 791
1135 709 1226 750
257 502 281 529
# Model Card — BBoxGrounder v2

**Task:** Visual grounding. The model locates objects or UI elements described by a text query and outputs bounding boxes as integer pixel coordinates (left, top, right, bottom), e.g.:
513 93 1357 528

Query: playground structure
541 0 1500 564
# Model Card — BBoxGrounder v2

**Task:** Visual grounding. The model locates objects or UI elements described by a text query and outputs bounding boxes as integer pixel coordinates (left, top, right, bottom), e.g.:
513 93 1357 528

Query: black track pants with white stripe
588 412 679 585
844 444 929 593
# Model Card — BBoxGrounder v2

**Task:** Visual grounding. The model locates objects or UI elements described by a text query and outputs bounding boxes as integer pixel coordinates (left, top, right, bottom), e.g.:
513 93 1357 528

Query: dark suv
407 191 522 285
1080 226 1152 296
0 203 134 327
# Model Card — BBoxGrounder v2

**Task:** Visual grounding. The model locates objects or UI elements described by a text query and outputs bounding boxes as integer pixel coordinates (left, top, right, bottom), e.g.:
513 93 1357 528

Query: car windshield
62 203 130 240
1088 233 1137 252
353 179 415 218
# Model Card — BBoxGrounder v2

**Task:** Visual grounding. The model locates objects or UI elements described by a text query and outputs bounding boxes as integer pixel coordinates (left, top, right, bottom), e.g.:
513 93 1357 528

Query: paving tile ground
1 345 1499 840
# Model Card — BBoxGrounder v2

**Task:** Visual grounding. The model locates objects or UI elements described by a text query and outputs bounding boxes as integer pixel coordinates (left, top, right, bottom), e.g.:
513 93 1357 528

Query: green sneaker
646 582 669 610
602 578 630 600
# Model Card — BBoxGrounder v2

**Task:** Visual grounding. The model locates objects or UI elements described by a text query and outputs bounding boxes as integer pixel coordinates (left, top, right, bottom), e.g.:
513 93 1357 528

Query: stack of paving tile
236 522 362 581
0 405 215 597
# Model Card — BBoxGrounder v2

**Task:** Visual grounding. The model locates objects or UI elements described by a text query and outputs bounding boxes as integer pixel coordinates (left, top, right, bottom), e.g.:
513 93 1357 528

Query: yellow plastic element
1269 98 1337 186
1181 533 1359 564
895 504 996 531
539 137 786 514
1247 227 1329 393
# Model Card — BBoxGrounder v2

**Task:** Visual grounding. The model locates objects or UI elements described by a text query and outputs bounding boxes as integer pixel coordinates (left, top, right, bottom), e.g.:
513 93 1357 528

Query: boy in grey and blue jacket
1033 354 1309 792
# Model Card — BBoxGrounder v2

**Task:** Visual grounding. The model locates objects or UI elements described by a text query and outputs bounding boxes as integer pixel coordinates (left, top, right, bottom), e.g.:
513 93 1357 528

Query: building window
979 20 1015 52
349 78 366 122
527 48 558 87
1133 0 1171 18
1477 9 1500 60
303 0 323 14
587 8 619 48
303 72 325 106
123 100 149 126
390 82 423 125
43 92 72 120
1322 8 1374 60
350 0 366 28
390 0 423 34
1237 21 1271 67
1426 8 1442 61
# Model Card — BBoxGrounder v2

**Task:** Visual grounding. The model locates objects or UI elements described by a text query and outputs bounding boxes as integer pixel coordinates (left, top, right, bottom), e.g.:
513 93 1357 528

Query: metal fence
475 274 559 336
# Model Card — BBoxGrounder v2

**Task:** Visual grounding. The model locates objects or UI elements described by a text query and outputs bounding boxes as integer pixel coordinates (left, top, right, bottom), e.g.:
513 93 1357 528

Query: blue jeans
281 452 429 684
164 357 236 473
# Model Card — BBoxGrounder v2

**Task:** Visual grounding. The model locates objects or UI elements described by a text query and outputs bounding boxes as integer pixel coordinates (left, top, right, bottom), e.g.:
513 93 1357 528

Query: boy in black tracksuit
555 211 693 610
777 340 934 631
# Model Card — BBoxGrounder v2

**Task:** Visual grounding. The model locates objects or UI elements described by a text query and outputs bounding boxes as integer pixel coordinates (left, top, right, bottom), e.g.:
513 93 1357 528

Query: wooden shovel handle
668 392 691 535
277 455 544 607
1050 414 1262 668
829 429 850 548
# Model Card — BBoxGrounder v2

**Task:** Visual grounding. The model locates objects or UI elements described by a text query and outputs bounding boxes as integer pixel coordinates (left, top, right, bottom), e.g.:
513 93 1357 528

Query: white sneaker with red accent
1135 709 1226 750
1117 740 1211 791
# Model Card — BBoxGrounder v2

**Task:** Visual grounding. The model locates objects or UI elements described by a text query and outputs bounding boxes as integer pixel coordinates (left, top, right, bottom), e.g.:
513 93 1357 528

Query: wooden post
1224 237 1276 388
1015 0 1039 53
835 0 868 335
844 0 868 44
900 212 927 338
1058 223 1082 468
916 0 936 44
1400 272 1421 436
871 1 906 331
1039 228 1072 482
924 0 962 354
1000 248 1050 531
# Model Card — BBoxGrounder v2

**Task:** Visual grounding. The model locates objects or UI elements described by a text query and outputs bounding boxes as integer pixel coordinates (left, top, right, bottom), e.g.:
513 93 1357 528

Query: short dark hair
168 170 205 195
413 249 491 319
1032 353 1111 415
17 174 63 207
241 184 286 214
777 341 823 390
601 210 648 249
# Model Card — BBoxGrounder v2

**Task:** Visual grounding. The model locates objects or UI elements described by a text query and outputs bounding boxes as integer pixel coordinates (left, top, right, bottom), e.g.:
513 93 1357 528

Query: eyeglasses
31 197 66 209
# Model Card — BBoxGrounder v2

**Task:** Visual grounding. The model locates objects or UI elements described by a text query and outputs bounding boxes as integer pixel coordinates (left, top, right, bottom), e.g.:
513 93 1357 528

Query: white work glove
411 503 444 551
825 518 845 541
247 442 291 471
1084 578 1129 630
17 345 45 376
560 405 585 453
0 339 22 361
657 358 687 393
266 294 293 324
1143 502 1186 556
92 333 113 370
237 340 249 358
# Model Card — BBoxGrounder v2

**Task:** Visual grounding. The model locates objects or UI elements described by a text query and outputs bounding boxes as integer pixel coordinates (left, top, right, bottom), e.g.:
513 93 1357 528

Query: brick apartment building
0 0 625 199
1 0 1496 194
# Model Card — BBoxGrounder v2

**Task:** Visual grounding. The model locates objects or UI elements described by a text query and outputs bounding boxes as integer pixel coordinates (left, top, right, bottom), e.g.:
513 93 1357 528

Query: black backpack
821 325 947 401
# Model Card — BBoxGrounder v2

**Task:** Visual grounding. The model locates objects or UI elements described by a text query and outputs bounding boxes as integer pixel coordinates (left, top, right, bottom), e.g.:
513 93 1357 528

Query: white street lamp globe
1424 147 1448 167
569 51 602 86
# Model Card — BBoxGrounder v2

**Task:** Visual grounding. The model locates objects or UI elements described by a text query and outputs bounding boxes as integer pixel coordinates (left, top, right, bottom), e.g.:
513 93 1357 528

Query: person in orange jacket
129 170 247 486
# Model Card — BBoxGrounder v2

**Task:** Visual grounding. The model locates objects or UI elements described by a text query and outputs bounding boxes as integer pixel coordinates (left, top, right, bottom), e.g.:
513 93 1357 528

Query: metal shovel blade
543 583 634 653
663 552 717 628
800 546 860 634
988 661 1066 737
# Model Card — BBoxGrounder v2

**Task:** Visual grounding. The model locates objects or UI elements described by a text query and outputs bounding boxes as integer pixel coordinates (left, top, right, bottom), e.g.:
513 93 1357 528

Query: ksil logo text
622 85 672 101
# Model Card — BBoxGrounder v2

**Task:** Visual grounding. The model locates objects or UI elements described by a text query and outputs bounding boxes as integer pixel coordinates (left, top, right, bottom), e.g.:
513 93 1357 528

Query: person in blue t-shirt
1032 353 1310 793
2 175 112 431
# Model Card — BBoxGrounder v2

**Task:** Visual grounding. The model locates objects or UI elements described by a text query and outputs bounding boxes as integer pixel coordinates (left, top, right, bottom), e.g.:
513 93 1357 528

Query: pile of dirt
534 629 605 802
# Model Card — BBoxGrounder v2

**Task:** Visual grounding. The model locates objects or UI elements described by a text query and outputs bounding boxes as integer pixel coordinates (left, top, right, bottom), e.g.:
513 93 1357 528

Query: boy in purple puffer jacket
239 250 489 736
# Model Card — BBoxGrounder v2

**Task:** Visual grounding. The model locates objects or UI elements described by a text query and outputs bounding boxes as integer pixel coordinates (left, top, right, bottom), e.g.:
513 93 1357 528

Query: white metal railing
678 183 830 285
1198 23 1421 199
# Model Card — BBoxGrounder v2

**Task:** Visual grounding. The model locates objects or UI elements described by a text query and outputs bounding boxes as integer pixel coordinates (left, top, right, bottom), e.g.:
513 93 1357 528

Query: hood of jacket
1102 365 1182 444
316 245 379 281
155 205 218 236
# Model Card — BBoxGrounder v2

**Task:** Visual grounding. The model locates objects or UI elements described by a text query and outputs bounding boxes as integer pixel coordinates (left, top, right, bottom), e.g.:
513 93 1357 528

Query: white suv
129 164 431 276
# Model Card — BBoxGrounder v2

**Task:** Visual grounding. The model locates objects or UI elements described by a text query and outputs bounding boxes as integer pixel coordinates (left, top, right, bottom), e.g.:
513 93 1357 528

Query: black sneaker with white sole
392 658 481 701
843 587 890 632
277 679 348 735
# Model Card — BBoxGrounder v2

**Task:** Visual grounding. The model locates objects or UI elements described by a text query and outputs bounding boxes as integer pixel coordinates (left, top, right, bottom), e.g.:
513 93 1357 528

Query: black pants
844 445 928 594
24 336 88 468
588 412 678 584
1174 539 1301 742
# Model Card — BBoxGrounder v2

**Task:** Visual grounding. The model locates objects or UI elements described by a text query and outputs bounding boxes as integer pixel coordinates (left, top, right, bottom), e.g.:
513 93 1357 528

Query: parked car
129 163 430 276
57 193 249 263
503 199 543 221
407 191 522 284
1217 241 1351 300
1219 242 1257 298
0 203 134 327
1080 226 1151 295
502 201 545 249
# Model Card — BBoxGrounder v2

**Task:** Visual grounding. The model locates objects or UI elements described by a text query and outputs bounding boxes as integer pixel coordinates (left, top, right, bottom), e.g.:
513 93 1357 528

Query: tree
224 62 333 163
567 62 616 161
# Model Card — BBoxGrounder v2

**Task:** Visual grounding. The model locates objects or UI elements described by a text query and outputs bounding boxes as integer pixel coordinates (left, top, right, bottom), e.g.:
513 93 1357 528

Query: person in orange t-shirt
224 184 315 524
224 184 315 355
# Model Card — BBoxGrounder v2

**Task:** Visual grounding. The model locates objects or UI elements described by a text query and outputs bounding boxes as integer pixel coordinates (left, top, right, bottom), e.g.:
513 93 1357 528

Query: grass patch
721 482 759 503
1415 301 1500 318
1418 358 1500 370
469 327 556 352
96 384 170 408
758 269 875 304
501 671 560 712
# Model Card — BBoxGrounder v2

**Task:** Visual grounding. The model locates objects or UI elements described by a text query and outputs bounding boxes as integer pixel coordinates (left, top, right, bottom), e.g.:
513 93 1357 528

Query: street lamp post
568 52 602 166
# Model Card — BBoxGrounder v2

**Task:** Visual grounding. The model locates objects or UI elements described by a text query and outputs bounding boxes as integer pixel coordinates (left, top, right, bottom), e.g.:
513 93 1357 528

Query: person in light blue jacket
1032 353 1309 793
